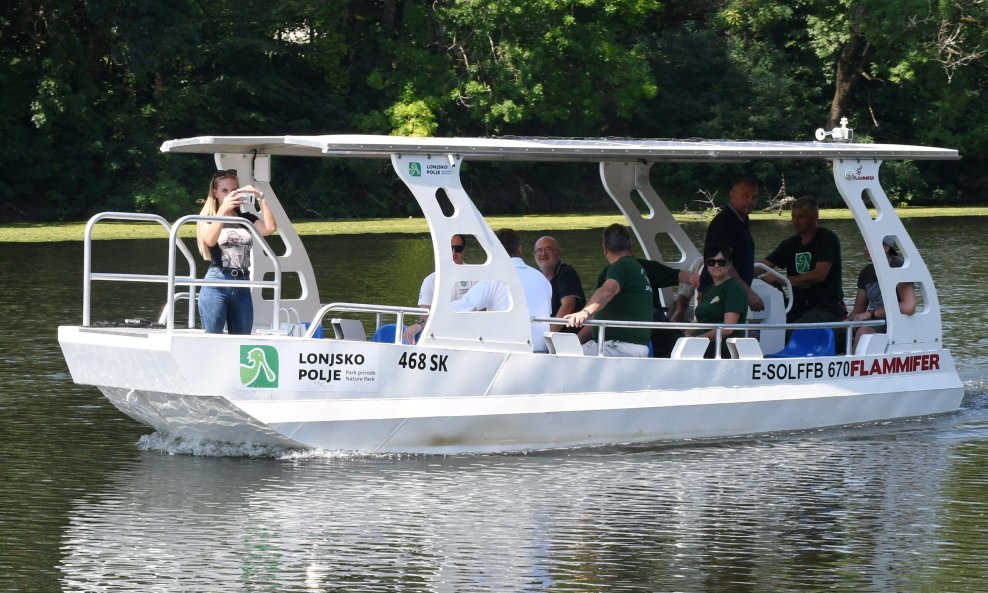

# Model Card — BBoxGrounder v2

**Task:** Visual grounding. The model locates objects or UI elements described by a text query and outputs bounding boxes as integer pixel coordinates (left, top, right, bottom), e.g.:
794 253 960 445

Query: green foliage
0 0 985 223
133 178 191 220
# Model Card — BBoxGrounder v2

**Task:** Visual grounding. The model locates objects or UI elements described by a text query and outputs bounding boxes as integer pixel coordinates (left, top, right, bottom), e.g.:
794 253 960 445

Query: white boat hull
59 326 965 454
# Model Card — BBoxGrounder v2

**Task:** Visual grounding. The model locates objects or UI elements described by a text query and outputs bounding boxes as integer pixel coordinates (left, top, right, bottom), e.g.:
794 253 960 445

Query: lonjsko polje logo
240 345 279 388
408 162 422 177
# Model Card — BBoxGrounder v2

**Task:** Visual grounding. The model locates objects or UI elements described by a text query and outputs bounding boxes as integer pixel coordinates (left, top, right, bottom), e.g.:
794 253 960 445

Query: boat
58 124 966 453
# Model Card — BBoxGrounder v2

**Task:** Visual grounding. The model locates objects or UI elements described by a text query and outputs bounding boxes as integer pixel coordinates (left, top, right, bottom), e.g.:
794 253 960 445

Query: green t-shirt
594 256 654 344
694 277 748 326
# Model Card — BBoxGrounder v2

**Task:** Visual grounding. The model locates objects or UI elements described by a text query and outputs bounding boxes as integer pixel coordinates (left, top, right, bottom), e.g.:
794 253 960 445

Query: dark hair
792 195 819 214
495 228 521 255
602 223 633 253
452 234 468 247
703 243 733 261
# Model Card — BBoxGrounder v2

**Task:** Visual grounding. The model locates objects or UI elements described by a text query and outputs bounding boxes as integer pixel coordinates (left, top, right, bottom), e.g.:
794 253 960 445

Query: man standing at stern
701 178 765 312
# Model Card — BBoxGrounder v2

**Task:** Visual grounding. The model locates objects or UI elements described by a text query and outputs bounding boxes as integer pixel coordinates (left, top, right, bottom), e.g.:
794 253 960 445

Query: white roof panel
161 134 960 162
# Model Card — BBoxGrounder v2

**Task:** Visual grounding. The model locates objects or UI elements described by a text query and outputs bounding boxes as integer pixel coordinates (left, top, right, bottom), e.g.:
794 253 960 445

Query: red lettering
870 360 882 375
851 360 862 376
930 354 940 370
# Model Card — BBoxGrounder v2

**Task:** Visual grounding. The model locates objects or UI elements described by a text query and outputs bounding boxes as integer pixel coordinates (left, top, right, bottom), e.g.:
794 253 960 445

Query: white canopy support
600 161 702 309
213 152 321 324
391 153 535 352
833 159 942 352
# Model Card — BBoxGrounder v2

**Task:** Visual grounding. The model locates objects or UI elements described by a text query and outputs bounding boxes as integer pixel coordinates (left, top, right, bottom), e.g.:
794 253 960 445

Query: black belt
212 266 249 278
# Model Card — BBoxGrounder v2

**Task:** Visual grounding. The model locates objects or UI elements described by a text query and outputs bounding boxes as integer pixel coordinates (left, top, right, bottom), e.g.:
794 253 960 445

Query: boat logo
795 252 811 274
844 165 875 181
240 345 279 388
408 162 422 177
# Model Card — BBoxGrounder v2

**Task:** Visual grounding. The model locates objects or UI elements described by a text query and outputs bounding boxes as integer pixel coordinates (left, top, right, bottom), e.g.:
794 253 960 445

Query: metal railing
534 316 888 358
167 215 282 331
82 212 282 331
307 302 430 340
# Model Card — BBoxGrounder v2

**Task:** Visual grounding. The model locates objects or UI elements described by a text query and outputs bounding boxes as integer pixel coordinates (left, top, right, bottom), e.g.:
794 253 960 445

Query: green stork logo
795 252 812 274
408 162 422 177
240 345 278 388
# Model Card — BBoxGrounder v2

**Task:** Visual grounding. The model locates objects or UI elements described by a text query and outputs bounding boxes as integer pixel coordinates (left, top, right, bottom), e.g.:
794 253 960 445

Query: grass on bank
1 206 987 243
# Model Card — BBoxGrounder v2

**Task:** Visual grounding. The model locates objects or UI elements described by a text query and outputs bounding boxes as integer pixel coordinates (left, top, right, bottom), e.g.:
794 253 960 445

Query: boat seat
726 337 763 359
764 328 834 358
854 333 888 356
370 323 409 345
331 318 366 341
670 337 709 359
544 331 583 356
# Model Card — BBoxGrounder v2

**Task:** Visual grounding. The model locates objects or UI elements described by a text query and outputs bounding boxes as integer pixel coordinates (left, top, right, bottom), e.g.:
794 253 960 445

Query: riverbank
2 206 986 243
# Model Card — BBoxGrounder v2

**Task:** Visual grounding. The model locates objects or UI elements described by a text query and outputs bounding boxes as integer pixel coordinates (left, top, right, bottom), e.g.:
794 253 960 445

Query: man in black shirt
761 196 844 324
534 236 586 332
701 178 765 312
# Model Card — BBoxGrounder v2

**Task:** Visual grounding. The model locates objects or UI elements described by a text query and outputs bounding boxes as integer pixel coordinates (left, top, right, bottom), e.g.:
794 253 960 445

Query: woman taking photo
687 243 748 358
196 169 277 334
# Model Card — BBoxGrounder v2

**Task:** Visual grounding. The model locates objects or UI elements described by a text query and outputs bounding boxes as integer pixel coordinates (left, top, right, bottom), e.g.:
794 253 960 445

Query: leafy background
2 0 985 222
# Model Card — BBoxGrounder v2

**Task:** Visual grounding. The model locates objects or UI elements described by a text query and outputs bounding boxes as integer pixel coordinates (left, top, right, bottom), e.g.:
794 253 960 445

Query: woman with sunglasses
686 243 748 358
195 169 277 334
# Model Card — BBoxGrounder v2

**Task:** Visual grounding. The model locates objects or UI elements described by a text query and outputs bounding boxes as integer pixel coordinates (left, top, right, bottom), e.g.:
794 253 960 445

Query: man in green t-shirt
564 224 653 357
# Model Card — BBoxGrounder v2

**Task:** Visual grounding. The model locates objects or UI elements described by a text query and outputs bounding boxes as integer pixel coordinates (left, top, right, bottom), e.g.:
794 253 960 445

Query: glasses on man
534 247 557 255
451 244 465 253
706 258 730 267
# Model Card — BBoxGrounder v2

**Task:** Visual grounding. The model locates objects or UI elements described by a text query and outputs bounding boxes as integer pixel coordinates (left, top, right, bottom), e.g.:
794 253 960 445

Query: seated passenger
850 237 916 350
760 195 846 352
685 244 748 358
760 195 844 325
534 236 586 333
451 229 552 352
403 234 476 344
563 224 652 357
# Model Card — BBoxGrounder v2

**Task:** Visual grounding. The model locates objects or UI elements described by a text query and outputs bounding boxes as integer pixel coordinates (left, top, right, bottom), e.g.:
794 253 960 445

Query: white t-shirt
451 257 552 352
418 272 475 307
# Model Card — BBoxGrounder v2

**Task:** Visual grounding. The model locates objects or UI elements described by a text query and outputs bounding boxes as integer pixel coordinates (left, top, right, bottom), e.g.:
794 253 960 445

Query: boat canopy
159 131 956 355
161 135 959 162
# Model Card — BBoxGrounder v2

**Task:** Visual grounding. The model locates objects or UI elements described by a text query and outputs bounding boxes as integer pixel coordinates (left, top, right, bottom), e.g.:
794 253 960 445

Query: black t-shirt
701 205 755 289
548 261 586 316
765 227 844 317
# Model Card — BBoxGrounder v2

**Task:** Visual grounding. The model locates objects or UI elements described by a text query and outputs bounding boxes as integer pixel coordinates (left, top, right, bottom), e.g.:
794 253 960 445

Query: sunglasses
212 168 238 179
706 258 730 267
451 244 465 253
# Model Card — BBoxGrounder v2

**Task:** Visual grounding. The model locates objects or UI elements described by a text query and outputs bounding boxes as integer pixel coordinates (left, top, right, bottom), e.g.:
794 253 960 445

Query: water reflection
2 218 988 591
58 405 988 592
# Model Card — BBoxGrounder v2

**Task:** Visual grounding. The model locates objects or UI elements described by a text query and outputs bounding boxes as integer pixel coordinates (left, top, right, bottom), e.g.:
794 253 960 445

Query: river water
2 218 987 592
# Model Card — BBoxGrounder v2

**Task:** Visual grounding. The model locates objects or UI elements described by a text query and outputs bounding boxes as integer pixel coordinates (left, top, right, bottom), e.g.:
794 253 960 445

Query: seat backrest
544 332 583 356
671 337 709 359
854 333 888 356
370 323 407 344
788 328 835 356
748 278 786 354
331 318 366 341
726 337 764 359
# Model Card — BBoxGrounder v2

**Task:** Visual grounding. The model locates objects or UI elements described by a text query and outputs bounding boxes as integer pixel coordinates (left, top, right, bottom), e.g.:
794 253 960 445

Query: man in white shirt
451 229 552 352
403 234 475 344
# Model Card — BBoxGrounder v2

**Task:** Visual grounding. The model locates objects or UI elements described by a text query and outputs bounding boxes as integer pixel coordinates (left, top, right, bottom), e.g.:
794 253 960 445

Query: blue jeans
198 267 253 334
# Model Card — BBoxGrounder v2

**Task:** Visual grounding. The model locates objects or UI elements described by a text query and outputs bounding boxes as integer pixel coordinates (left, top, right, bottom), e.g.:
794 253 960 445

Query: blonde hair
196 171 238 260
